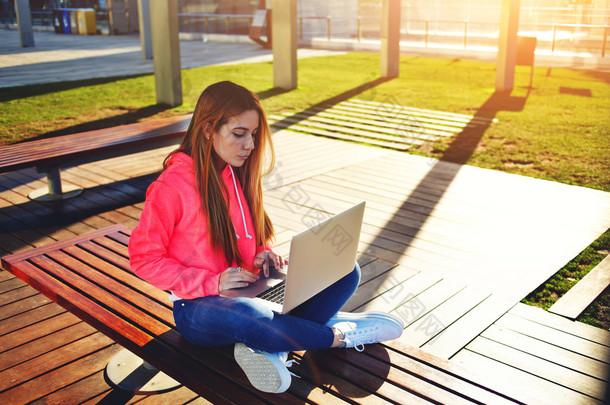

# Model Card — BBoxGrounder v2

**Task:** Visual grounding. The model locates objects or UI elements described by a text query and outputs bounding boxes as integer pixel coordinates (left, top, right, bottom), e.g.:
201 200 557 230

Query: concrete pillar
271 0 297 90
381 0 400 78
138 0 153 60
150 0 182 106
15 0 34 47
496 0 520 92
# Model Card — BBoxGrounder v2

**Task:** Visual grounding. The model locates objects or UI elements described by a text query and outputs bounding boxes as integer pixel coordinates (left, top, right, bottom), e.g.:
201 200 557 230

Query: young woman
129 81 403 394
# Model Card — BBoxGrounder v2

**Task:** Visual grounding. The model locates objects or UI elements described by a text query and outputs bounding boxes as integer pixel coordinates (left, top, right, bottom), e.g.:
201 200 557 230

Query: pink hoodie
128 152 268 299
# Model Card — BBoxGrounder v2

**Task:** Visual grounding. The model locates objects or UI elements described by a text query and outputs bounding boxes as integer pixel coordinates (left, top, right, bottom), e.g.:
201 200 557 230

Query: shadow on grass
440 90 528 164
256 86 292 100
0 74 151 103
271 77 394 129
585 70 610 85
13 104 174 144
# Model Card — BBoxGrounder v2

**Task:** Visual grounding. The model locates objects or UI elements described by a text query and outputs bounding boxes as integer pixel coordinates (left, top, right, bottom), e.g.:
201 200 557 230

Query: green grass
1 52 609 326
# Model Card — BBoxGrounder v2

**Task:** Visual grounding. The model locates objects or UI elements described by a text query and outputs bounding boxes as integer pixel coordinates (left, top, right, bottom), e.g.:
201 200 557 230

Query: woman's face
209 109 258 170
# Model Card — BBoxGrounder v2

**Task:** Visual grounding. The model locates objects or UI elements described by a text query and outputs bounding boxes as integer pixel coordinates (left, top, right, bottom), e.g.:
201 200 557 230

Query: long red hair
165 81 275 266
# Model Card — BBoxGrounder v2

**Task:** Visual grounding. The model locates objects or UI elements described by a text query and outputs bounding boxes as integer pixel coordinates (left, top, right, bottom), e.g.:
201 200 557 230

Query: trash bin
516 36 537 66
69 9 79 34
52 9 63 33
61 9 71 33
77 9 96 35
516 36 537 88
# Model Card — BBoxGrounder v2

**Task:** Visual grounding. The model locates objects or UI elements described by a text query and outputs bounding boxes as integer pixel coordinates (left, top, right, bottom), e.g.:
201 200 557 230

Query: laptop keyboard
256 280 286 304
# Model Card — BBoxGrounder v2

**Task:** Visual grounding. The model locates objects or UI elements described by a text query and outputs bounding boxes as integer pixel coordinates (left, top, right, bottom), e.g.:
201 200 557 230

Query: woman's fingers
220 267 259 292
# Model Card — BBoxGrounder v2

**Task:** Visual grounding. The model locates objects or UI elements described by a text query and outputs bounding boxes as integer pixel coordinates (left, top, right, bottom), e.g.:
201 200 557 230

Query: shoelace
278 352 301 378
341 325 381 352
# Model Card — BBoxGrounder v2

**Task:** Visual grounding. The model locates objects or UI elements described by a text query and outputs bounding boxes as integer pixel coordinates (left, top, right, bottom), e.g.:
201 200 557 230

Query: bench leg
28 166 83 201
105 348 181 394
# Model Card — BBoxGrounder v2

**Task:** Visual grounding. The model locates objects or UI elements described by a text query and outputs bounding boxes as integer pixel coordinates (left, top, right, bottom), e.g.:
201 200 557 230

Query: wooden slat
62 243 171 306
508 303 610 346
365 342 521 405
355 271 443 313
0 339 123 405
0 322 98 372
0 331 114 392
0 294 53 321
300 349 469 405
0 276 23 293
342 265 420 312
274 112 442 141
494 312 610 360
480 324 609 380
346 99 497 125
465 336 606 400
389 278 466 327
422 295 514 359
0 311 80 353
1 225 127 264
549 255 610 319
45 249 174 327
0 302 66 336
270 121 413 151
0 283 39 306
401 285 490 348
452 349 602 405
312 105 465 133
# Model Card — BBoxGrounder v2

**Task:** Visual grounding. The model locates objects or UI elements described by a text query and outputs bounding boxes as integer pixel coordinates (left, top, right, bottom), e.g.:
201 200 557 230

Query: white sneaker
329 311 404 352
234 343 297 393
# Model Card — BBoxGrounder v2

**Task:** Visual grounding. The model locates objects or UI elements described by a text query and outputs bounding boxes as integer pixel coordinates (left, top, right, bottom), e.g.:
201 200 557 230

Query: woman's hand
219 267 259 292
254 250 287 278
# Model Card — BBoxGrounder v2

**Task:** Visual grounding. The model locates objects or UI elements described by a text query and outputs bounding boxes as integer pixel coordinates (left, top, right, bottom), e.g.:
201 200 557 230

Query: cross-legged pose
129 81 403 393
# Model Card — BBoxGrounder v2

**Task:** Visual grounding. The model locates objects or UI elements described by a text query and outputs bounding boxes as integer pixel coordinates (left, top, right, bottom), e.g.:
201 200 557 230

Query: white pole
381 0 401 78
272 0 297 90
150 0 182 106
496 0 520 92
15 0 34 47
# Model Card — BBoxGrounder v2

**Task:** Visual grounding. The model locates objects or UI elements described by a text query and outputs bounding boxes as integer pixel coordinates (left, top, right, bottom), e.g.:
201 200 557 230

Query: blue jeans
173 263 361 353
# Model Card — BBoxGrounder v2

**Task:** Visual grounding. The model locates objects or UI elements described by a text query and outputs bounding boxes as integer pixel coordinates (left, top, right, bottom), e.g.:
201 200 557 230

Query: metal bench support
106 348 181 394
28 165 83 201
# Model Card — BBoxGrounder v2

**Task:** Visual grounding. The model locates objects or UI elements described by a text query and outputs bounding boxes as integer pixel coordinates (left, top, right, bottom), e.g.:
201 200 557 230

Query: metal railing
298 16 609 57
179 13 253 35
8 10 609 58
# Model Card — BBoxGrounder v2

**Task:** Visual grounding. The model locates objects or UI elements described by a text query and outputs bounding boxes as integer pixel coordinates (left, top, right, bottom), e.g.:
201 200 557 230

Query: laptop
222 201 366 314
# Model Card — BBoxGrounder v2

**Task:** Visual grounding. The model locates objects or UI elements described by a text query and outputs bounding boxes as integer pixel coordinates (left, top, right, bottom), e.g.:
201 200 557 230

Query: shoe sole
234 343 291 393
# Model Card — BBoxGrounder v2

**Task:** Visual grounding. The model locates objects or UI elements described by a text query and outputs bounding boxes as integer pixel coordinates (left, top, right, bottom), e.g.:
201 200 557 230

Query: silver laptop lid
282 201 365 313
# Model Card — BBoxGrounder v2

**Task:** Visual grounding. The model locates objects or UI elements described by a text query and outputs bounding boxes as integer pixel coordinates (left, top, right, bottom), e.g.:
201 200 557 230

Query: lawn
1 52 609 326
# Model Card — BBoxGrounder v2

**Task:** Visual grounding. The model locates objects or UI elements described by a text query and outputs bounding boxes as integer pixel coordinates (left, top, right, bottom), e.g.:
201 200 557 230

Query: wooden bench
0 115 190 201
1 224 525 404
549 255 610 319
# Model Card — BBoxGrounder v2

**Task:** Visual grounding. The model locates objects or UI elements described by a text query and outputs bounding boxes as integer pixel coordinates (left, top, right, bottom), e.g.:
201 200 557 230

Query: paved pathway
0 28 342 88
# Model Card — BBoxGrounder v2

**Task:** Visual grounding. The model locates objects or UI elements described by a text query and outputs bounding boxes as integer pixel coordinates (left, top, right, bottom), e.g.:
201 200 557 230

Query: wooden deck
1 128 609 403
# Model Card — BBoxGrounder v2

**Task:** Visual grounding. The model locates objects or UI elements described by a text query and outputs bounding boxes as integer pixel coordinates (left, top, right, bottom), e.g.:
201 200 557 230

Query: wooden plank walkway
453 303 610 405
549 255 610 319
1 128 609 403
269 99 498 151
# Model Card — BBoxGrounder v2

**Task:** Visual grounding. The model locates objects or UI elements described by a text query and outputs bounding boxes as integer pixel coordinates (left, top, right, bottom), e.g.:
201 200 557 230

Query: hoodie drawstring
228 165 253 240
